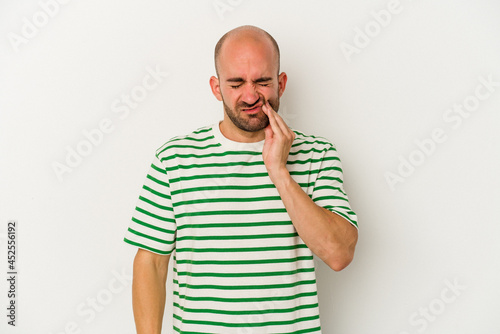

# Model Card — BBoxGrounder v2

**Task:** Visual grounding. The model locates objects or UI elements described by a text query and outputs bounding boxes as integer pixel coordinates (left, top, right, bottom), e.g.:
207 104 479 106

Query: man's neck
219 119 265 143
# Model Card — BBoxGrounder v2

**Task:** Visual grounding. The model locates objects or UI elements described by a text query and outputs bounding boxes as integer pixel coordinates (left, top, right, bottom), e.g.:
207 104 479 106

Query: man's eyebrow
254 77 273 83
225 77 273 83
226 77 244 83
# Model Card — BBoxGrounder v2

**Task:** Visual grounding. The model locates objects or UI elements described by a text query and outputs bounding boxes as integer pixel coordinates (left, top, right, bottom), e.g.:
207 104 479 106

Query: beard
222 94 280 133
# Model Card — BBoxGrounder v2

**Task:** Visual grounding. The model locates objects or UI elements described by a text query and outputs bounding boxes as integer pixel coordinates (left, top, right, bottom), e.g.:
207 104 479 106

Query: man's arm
132 248 171 334
262 101 358 271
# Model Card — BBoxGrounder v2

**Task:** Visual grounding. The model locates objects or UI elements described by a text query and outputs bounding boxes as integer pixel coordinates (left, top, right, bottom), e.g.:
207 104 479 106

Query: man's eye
259 84 270 87
230 85 242 89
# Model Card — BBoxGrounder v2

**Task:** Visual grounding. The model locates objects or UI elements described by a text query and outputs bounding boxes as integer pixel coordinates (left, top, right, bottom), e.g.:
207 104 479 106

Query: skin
210 27 286 142
132 249 169 334
132 26 358 334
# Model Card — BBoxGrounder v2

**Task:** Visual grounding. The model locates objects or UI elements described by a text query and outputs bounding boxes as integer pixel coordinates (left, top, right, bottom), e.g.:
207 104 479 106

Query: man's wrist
268 167 293 189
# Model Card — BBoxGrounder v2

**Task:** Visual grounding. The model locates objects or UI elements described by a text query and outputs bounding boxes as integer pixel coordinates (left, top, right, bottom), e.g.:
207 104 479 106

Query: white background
1 0 499 333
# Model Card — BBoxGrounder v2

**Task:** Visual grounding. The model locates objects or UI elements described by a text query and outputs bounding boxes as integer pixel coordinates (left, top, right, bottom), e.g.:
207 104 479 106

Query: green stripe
313 185 346 195
164 157 337 171
172 279 316 291
170 172 269 184
173 196 281 207
173 267 315 278
171 183 276 195
292 129 326 140
173 327 209 334
157 140 212 155
162 150 261 161
314 195 349 202
319 166 342 173
173 326 321 334
135 206 175 222
127 227 174 245
165 160 264 172
175 244 307 253
168 134 212 143
175 208 287 219
169 173 313 188
324 205 356 220
278 326 322 334
287 156 339 165
333 205 354 210
123 238 172 255
173 290 317 303
146 174 169 187
139 196 173 211
131 217 175 233
164 158 338 172
290 169 321 176
151 163 167 174
172 326 322 334
176 232 297 242
289 148 327 156
177 220 293 230
192 127 212 135
159 143 220 154
173 301 318 315
316 176 343 183
292 138 331 146
142 185 171 199
172 313 319 328
323 207 357 227
175 255 313 266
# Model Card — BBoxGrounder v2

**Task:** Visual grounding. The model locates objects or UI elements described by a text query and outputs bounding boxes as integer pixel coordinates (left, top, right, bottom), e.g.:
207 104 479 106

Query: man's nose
241 84 260 105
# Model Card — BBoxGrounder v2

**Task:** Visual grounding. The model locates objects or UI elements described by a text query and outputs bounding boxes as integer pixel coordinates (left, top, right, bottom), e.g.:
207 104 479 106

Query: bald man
125 25 358 334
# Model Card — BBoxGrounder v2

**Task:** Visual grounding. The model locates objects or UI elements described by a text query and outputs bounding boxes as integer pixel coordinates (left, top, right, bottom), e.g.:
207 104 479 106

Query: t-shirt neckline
211 121 265 151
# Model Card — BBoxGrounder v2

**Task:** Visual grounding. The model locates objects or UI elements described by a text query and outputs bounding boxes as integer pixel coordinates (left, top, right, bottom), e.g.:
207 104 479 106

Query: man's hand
262 100 295 182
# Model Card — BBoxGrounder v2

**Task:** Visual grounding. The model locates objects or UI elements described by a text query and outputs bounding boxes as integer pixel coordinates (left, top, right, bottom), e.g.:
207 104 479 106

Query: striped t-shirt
124 122 358 333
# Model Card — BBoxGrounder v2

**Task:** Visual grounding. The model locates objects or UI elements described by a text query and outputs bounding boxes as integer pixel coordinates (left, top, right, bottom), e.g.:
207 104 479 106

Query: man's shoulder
155 124 216 158
291 128 336 151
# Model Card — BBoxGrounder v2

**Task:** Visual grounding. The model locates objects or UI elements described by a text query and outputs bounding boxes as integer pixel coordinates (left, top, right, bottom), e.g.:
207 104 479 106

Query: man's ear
210 76 223 101
278 72 288 98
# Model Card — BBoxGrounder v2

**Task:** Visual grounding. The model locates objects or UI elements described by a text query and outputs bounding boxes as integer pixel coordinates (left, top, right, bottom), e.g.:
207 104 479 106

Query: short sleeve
123 153 177 254
312 144 358 229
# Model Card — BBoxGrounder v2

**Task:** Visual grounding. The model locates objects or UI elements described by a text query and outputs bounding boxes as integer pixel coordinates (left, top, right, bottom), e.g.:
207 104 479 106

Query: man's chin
224 101 271 132
235 115 269 133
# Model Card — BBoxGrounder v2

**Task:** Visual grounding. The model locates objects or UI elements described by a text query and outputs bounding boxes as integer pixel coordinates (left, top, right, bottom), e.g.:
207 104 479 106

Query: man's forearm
132 250 170 334
272 169 358 271
261 102 357 271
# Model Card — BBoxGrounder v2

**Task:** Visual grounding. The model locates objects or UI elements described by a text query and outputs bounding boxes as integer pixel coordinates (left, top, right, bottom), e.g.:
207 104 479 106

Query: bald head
214 25 280 77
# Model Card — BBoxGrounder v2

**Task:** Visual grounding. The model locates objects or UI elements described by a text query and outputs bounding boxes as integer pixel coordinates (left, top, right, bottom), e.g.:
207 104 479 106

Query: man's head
210 25 287 135
214 25 280 77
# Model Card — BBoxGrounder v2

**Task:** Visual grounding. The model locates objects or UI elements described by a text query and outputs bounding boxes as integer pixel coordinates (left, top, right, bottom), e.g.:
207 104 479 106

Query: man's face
222 88 278 133
212 37 286 133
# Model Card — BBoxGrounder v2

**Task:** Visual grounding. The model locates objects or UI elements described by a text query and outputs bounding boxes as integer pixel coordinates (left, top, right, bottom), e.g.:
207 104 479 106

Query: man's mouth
241 103 263 114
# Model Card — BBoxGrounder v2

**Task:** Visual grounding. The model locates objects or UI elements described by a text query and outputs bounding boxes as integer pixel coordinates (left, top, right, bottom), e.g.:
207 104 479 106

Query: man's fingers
264 122 274 139
274 113 292 139
264 102 283 137
265 101 294 141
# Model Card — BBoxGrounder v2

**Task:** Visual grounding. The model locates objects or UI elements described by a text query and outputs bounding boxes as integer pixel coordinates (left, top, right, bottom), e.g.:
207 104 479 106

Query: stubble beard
222 95 280 133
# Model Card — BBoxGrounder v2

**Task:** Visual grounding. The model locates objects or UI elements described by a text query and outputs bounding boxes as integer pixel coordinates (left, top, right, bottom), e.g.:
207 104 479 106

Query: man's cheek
269 96 280 111
257 93 267 104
